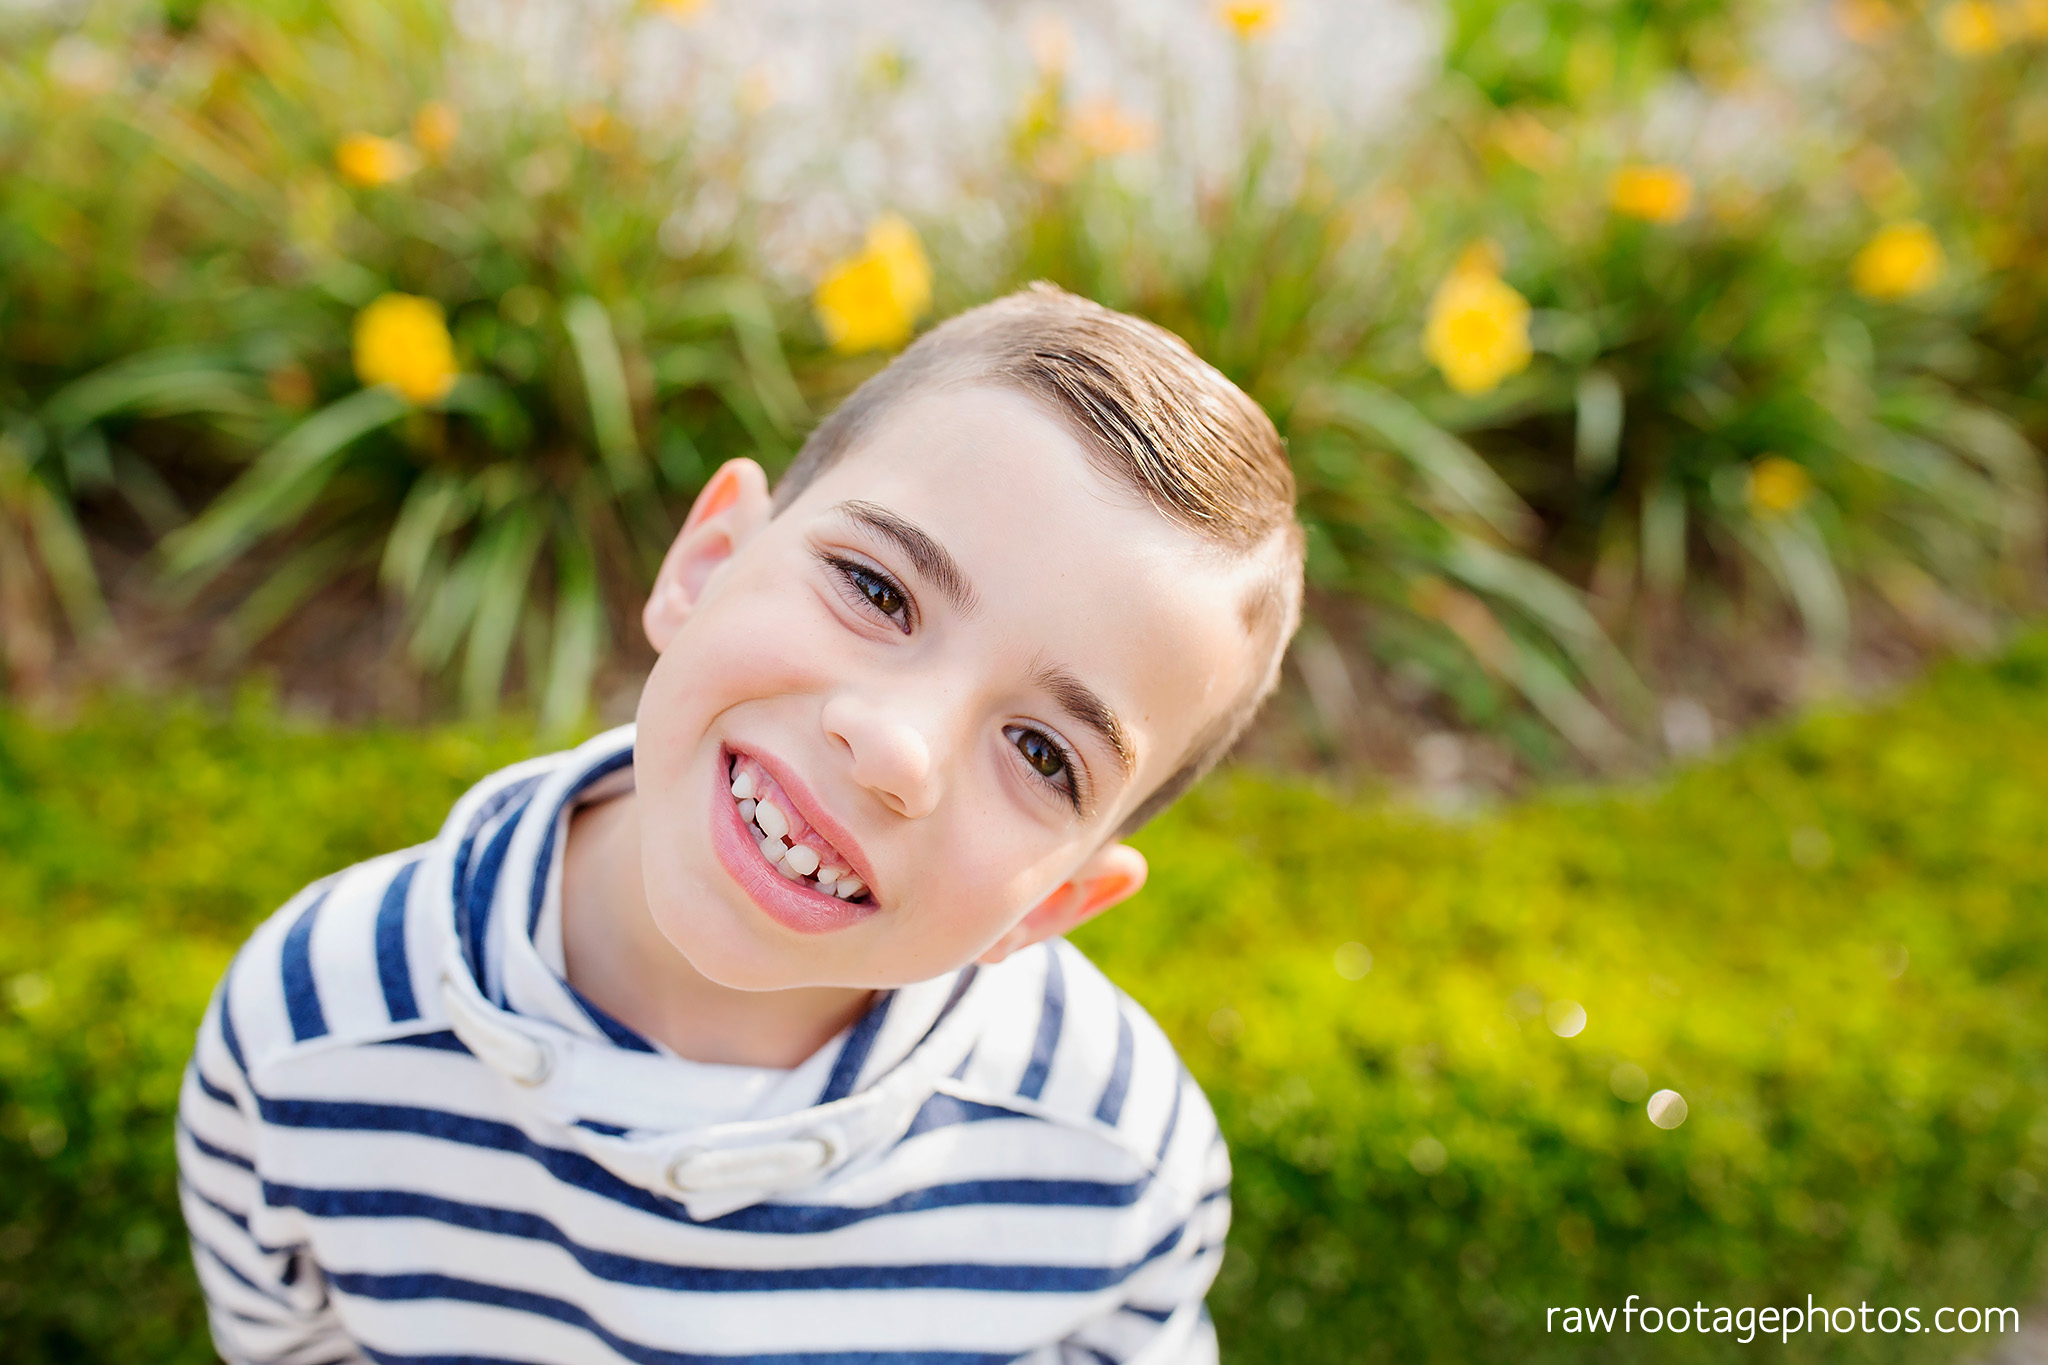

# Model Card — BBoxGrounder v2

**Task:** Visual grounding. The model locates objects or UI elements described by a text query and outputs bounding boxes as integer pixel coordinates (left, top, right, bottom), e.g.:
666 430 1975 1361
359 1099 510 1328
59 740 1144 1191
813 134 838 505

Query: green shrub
4 639 2048 1362
0 693 532 1361
1089 629 2048 1360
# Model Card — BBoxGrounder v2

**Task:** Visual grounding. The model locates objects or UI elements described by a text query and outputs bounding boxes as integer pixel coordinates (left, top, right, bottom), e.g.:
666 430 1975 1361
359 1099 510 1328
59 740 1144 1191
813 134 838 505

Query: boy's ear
977 843 1148 966
643 458 772 652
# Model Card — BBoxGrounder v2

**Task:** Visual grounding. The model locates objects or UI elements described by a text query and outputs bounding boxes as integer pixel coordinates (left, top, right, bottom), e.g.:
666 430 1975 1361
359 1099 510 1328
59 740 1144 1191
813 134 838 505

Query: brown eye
1013 728 1066 779
857 570 905 619
830 558 909 628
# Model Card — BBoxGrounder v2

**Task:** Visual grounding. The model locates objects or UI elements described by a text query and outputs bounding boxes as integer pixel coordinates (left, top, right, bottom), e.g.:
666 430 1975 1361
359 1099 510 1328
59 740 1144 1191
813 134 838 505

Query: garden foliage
3 0 2044 759
4 636 2045 1362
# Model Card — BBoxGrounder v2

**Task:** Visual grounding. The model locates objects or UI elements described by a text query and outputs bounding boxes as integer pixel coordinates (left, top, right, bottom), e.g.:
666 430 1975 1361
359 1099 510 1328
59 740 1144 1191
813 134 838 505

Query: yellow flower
1423 249 1532 396
335 133 418 187
1219 0 1281 38
2011 0 2048 38
648 0 709 19
1069 97 1156 159
1937 0 2004 52
1851 221 1945 299
1609 164 1694 223
1833 0 1903 42
1747 457 1812 518
813 216 933 355
353 294 458 404
412 102 460 158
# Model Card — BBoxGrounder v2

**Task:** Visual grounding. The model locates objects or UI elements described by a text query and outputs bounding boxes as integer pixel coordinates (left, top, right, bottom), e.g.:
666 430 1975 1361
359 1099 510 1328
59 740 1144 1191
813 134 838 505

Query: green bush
5 638 2048 1361
1090 629 2048 1360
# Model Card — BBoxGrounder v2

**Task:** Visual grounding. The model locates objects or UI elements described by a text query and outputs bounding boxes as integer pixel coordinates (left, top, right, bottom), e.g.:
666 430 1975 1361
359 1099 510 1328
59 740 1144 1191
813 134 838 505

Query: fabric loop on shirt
432 893 991 1218
666 1137 835 1193
440 969 554 1085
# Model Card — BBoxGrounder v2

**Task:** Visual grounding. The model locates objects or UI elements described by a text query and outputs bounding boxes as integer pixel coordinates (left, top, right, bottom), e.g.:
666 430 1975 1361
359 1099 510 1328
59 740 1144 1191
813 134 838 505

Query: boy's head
633 284 1303 991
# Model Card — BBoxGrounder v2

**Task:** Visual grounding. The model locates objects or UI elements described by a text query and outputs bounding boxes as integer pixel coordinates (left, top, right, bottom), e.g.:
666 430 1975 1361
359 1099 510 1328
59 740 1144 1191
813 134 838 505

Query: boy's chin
647 896 873 993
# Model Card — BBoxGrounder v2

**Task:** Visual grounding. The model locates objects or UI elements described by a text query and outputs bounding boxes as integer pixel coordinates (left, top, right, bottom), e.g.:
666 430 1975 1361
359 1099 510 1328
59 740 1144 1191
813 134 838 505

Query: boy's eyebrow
832 500 979 616
1031 659 1135 781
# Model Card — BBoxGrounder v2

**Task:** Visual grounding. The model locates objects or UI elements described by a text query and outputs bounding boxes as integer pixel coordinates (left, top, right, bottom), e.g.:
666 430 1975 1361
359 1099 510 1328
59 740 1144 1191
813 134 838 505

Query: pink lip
709 745 881 935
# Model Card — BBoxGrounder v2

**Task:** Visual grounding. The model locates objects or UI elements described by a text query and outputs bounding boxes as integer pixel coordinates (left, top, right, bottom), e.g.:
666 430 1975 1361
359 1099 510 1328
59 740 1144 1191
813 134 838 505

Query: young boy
177 284 1304 1365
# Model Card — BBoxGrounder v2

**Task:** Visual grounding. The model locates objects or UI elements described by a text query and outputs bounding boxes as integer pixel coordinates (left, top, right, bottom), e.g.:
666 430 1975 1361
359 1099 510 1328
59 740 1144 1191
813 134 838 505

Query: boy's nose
819 692 942 820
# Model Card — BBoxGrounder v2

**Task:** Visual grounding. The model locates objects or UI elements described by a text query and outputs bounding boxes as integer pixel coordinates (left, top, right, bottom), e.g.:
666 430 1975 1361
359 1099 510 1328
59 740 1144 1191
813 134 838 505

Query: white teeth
730 770 756 801
759 835 788 865
776 859 804 881
816 864 845 885
835 876 865 899
783 844 821 876
737 798 756 821
754 799 789 842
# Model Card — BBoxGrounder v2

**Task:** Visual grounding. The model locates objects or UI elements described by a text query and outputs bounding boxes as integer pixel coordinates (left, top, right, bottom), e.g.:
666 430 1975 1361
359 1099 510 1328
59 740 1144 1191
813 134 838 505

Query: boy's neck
559 790 875 1070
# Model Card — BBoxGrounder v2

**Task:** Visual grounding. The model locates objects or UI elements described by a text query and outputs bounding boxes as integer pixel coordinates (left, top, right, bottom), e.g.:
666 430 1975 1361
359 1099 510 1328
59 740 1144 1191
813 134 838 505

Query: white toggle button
509 1039 553 1086
666 1138 834 1193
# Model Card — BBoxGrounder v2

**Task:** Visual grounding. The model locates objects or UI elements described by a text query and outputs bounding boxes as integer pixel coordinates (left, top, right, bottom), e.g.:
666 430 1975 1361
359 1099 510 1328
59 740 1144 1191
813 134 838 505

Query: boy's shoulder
212 744 577 1080
944 937 1224 1194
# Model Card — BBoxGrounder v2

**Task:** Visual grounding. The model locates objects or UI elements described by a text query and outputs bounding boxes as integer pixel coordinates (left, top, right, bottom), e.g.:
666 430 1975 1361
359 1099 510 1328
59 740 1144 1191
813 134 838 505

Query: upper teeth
754 799 789 842
730 759 867 901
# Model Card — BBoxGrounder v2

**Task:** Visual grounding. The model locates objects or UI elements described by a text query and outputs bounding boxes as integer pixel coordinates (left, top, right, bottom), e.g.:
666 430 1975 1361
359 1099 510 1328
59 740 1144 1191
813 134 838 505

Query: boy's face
633 385 1266 990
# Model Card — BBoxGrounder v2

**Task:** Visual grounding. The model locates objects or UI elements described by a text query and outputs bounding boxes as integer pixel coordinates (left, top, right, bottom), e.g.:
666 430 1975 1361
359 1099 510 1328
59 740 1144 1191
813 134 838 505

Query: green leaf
1573 367 1623 483
1312 379 1538 546
460 509 546 717
673 277 806 435
380 474 473 601
1445 536 1640 708
1749 513 1851 660
540 535 607 739
159 387 408 589
563 295 648 492
438 374 532 452
210 530 364 660
409 543 487 675
1501 632 1628 762
1641 478 1688 597
19 477 109 640
42 350 263 434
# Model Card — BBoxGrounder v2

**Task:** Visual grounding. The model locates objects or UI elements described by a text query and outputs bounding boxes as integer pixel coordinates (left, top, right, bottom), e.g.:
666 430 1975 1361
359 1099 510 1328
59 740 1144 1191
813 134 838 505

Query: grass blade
1445 536 1641 707
1312 379 1538 546
20 476 110 639
1574 368 1624 483
540 534 606 738
1753 514 1851 659
159 386 408 588
674 277 806 435
460 508 546 716
563 295 648 492
210 530 364 661
380 474 472 600
42 350 264 432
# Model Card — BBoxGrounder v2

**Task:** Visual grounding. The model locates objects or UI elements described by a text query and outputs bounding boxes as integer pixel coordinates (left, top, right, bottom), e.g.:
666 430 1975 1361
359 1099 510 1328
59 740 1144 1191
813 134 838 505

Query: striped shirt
177 724 1230 1364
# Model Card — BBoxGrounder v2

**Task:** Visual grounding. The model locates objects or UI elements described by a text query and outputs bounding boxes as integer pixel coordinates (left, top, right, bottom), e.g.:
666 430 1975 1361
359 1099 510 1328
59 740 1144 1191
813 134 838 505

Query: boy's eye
854 568 906 620
825 555 912 631
1005 725 1082 814
1014 728 1066 780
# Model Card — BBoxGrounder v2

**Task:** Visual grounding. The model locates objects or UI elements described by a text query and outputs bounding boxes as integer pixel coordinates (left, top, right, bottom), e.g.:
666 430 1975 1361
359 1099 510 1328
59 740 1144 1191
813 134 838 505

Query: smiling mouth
726 752 873 905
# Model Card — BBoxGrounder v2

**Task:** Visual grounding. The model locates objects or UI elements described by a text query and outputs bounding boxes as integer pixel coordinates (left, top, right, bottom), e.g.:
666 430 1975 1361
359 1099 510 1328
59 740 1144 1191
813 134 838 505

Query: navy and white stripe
178 725 1230 1365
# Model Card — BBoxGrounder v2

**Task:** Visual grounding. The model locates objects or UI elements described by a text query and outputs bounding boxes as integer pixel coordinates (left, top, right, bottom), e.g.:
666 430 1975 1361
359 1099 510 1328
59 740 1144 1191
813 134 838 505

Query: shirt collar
442 723 975 1135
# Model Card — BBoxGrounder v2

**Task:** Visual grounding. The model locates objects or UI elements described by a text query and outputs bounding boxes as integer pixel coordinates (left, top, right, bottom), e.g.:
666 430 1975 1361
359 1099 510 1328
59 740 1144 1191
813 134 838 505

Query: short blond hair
774 283 1303 835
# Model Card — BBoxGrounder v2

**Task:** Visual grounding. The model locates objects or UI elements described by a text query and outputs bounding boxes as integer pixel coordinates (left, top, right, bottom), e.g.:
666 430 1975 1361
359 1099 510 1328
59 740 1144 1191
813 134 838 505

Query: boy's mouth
724 751 872 905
